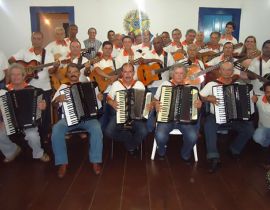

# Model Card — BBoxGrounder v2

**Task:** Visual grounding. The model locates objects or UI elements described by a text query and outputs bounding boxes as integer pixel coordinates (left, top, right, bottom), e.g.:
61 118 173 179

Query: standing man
219 21 238 45
182 29 197 51
83 27 102 60
65 24 79 44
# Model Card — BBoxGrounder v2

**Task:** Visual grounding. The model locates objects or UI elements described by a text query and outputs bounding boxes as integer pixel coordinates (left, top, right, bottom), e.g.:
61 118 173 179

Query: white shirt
199 81 219 114
115 50 142 80
108 80 145 101
164 42 184 54
12 48 54 90
256 95 270 128
206 54 241 75
0 51 8 81
143 50 175 88
45 40 70 60
219 35 238 45
249 56 270 95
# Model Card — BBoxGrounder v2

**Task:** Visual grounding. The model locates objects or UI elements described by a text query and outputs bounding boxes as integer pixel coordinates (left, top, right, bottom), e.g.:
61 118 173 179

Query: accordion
157 85 199 123
59 82 98 126
0 88 43 135
212 83 254 124
115 89 152 125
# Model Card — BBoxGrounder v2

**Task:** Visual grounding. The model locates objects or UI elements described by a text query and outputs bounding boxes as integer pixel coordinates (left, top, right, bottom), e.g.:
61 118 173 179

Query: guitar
16 59 70 82
186 56 248 85
90 66 122 92
50 56 101 91
137 63 163 86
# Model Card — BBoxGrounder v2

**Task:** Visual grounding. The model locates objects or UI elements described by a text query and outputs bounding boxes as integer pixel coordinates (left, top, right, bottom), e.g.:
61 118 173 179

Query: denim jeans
155 122 199 160
146 87 158 132
51 118 103 165
204 114 254 159
98 93 113 131
253 126 270 147
105 115 148 151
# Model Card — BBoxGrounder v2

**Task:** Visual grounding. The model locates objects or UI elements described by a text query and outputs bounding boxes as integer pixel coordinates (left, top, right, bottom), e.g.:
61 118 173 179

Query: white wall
0 0 269 57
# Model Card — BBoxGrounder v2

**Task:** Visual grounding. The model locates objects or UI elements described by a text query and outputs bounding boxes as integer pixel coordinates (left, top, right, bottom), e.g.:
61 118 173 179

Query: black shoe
227 149 240 160
208 158 221 173
157 154 165 160
181 157 192 165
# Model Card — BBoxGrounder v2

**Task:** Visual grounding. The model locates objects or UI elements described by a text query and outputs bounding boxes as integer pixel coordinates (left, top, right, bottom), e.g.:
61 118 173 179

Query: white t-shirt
249 56 270 95
107 80 145 100
199 81 219 114
163 42 184 54
45 40 70 60
0 51 8 81
206 54 241 75
12 48 54 90
256 95 270 128
219 35 238 45
115 50 142 80
143 50 175 88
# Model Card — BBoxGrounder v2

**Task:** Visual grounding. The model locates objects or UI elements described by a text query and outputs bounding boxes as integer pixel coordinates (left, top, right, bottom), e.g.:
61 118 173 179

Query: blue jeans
105 115 148 151
155 122 199 160
51 118 103 165
204 114 254 159
253 126 270 147
99 93 113 131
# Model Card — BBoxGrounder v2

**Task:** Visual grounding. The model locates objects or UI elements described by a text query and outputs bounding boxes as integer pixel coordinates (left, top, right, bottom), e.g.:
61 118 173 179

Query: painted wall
0 0 269 57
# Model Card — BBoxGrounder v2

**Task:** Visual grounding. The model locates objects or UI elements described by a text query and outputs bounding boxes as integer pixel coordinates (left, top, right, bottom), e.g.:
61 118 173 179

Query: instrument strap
41 49 46 65
112 58 117 71
77 56 83 67
259 56 262 76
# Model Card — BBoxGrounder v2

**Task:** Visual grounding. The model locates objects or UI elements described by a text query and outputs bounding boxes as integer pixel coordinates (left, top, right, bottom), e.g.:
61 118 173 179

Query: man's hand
108 99 118 110
37 99 46 110
194 99 202 109
207 95 219 105
55 95 66 103
251 95 258 103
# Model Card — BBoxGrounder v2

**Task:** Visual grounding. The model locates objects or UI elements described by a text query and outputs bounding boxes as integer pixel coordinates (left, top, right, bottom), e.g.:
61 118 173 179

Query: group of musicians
0 21 270 181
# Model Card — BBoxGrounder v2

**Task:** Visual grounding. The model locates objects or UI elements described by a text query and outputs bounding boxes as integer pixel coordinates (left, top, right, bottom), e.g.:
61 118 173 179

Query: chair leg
140 142 143 160
111 139 114 159
193 144 198 162
151 139 157 160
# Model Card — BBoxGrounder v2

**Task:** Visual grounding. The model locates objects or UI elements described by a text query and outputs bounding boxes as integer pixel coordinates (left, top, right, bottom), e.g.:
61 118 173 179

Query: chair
151 129 198 162
111 139 143 160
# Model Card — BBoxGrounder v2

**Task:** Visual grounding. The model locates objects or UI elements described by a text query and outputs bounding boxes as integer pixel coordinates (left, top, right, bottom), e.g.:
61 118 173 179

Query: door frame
198 7 241 41
30 6 75 32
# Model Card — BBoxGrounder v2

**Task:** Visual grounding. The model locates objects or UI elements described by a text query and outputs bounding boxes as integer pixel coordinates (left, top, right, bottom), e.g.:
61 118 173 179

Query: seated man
153 64 202 162
105 63 148 155
252 81 270 168
0 63 50 163
200 61 254 173
51 63 103 178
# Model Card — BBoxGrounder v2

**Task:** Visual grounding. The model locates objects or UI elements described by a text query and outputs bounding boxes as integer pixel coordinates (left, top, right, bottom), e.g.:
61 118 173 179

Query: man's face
32 33 43 48
225 25 234 34
135 34 142 45
162 33 170 45
186 32 196 43
153 37 163 52
196 33 204 42
121 65 134 83
123 38 133 50
172 30 181 42
70 41 81 56
69 26 78 37
10 68 24 85
223 43 234 57
114 35 123 48
210 34 220 45
88 29 96 40
108 31 115 42
219 63 234 78
172 67 186 83
55 30 65 41
66 66 80 82
262 43 270 57
187 46 198 58
102 44 113 57
143 31 151 43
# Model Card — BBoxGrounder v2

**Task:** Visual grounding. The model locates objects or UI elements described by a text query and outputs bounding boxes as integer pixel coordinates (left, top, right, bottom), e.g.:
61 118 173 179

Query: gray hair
169 63 187 78
8 63 26 80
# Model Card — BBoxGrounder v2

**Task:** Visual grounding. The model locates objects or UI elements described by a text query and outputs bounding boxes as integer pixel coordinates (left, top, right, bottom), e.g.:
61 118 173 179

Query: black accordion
212 83 254 124
116 89 152 125
157 85 199 123
59 82 98 126
0 88 43 135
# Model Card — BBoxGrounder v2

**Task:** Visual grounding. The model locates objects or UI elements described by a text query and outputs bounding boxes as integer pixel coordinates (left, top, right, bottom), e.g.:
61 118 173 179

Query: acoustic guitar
16 59 70 83
137 63 163 86
89 66 122 92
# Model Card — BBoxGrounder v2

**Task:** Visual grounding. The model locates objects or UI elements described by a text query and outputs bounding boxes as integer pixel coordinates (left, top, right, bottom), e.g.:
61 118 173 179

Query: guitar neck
29 62 55 72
